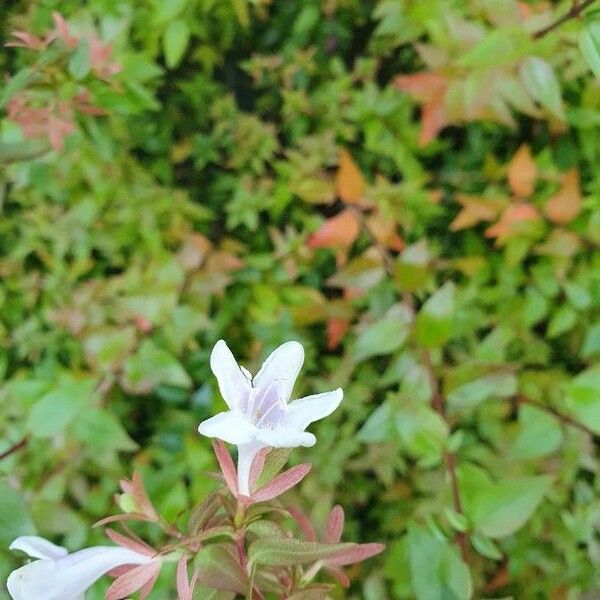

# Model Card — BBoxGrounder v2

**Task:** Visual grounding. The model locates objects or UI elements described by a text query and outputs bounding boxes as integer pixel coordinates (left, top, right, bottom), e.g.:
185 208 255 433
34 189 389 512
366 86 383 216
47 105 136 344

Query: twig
350 205 470 563
532 0 597 39
517 395 596 437
0 436 28 461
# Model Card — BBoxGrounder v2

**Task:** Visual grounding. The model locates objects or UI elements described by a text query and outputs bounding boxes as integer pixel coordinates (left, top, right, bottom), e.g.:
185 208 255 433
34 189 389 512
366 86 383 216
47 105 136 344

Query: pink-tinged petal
9 536 68 560
287 506 317 541
324 505 345 544
285 389 343 430
198 411 255 445
248 447 270 492
253 341 304 403
106 561 160 600
210 340 251 410
7 546 151 600
104 529 156 557
212 439 238 495
255 427 316 448
252 464 311 502
325 543 385 566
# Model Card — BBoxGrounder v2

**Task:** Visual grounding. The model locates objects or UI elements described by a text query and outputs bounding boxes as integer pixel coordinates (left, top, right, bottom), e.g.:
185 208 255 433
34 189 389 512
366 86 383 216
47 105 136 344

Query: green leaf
511 404 562 459
470 534 502 560
357 400 395 442
394 241 430 292
194 543 248 595
447 372 517 413
0 68 35 109
407 524 472 600
352 304 411 362
579 21 600 79
582 322 600 358
547 305 577 338
459 27 530 67
415 283 455 348
395 399 448 458
26 377 95 438
469 476 553 538
122 339 191 394
519 57 566 120
68 38 91 80
565 366 600 433
163 19 190 69
254 448 292 489
248 538 355 567
72 407 138 453
0 482 36 547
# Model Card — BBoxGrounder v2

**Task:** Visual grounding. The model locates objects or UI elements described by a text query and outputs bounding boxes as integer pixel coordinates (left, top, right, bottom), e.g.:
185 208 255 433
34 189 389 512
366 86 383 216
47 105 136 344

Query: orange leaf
507 144 536 198
336 149 365 204
419 97 447 146
308 209 360 249
366 213 405 251
485 202 540 242
450 194 505 231
544 169 581 224
395 72 447 103
327 318 350 350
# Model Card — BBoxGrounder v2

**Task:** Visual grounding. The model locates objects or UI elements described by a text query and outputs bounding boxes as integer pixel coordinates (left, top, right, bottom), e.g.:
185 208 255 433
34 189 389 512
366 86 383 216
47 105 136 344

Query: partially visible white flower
198 340 343 495
7 535 153 600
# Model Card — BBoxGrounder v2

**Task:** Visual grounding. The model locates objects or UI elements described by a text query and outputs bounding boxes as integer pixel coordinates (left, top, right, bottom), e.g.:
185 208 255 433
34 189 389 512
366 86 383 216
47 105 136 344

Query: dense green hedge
1 1 600 597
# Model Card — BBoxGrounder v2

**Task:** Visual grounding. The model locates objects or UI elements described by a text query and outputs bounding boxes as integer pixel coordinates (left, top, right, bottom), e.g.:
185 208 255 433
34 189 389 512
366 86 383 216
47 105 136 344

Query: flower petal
253 341 304 403
285 388 343 430
10 536 68 560
256 427 316 448
7 546 150 600
198 411 255 445
210 340 251 410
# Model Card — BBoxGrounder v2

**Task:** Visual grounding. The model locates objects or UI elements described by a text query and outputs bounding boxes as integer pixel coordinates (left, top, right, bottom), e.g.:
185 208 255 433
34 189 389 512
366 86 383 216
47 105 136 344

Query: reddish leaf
420 97 447 146
308 209 360 250
325 542 385 566
326 318 350 350
485 202 540 242
545 169 581 224
395 72 447 103
176 557 197 600
104 528 156 557
253 464 311 502
324 505 345 544
366 213 405 251
212 439 238 496
508 144 536 198
325 565 351 588
106 561 160 600
336 149 366 205
94 513 153 528
287 506 318 541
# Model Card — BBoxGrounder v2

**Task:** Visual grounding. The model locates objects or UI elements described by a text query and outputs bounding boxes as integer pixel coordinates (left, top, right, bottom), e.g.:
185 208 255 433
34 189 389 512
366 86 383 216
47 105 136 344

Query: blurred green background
1 0 600 598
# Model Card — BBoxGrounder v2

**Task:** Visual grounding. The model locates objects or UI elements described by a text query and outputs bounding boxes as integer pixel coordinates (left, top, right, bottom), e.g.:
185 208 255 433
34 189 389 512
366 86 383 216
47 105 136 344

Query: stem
517 395 596 437
532 0 597 39
351 206 470 563
0 436 28 461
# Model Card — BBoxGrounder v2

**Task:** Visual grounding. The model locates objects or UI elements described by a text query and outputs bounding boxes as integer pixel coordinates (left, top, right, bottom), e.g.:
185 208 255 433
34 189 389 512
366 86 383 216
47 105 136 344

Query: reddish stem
352 205 470 563
0 436 28 461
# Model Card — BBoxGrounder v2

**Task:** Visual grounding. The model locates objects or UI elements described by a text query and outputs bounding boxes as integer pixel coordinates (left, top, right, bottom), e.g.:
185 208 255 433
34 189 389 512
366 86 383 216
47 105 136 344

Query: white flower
7 535 152 600
198 340 343 496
